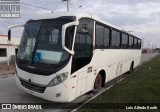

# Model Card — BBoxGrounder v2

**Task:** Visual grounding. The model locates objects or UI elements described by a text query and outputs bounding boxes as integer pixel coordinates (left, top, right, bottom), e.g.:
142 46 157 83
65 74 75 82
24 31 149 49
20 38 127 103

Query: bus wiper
31 22 43 64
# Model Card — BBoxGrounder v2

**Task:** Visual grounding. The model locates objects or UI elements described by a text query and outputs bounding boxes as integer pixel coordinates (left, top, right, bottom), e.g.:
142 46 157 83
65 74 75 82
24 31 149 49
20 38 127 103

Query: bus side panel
76 72 87 97
90 49 141 83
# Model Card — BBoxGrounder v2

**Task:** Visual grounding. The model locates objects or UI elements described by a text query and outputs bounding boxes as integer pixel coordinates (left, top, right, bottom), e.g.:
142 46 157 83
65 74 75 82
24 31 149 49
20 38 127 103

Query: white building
0 34 20 63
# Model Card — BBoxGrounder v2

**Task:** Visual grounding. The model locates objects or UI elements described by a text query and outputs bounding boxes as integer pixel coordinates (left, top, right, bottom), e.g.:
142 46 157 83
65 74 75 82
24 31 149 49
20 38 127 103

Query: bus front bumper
15 75 69 102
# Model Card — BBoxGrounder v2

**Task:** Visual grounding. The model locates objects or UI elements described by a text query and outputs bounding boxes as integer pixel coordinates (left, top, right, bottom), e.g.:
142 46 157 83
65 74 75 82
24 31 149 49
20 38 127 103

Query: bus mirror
8 30 11 41
62 21 79 55
7 29 18 46
7 24 24 46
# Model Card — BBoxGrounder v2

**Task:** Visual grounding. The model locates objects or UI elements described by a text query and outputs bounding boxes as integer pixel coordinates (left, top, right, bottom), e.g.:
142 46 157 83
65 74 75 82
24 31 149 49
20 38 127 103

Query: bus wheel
93 73 102 93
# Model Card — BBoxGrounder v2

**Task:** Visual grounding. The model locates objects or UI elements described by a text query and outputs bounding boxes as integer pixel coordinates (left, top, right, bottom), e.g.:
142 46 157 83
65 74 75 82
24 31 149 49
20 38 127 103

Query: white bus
8 12 142 102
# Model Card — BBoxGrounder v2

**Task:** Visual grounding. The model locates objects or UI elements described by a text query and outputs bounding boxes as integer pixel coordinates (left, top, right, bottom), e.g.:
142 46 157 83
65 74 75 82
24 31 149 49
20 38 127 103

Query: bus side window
134 38 138 49
121 33 128 49
95 24 110 49
138 39 142 49
129 36 134 49
96 24 104 48
72 18 94 73
111 30 121 48
74 19 93 57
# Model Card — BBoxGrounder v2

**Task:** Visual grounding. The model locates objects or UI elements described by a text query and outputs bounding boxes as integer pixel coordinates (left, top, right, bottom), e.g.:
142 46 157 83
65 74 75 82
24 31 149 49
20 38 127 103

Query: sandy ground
0 63 15 75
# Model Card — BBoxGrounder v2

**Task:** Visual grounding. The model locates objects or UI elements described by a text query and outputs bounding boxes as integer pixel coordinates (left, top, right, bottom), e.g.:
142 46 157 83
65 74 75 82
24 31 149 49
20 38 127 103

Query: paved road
0 53 159 111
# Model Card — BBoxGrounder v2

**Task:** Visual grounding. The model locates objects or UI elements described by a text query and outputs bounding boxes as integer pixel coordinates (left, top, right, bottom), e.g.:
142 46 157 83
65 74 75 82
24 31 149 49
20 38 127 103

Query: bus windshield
17 19 74 65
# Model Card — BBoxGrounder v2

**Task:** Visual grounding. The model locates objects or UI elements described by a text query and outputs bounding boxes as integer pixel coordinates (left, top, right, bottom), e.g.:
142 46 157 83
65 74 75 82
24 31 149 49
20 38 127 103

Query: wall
0 34 20 63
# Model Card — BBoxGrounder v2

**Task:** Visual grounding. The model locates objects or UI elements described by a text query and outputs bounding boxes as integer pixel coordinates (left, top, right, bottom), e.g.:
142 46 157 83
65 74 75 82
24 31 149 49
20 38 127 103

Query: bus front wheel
93 73 102 93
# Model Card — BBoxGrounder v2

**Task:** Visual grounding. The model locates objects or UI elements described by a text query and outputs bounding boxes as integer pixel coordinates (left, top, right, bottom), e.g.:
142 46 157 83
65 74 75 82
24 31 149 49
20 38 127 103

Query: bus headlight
48 72 68 87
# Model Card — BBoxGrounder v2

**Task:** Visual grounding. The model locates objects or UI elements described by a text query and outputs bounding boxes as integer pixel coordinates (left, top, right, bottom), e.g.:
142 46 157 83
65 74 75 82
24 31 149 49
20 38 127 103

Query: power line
74 5 82 11
17 2 53 12
78 0 96 9
51 1 62 13
18 1 65 13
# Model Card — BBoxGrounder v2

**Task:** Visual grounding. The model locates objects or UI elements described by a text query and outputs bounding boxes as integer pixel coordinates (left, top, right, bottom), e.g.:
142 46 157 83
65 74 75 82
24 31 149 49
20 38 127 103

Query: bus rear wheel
93 73 102 93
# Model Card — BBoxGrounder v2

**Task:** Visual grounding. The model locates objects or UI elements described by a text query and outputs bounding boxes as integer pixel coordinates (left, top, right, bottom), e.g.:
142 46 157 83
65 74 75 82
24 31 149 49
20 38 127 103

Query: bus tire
93 73 102 93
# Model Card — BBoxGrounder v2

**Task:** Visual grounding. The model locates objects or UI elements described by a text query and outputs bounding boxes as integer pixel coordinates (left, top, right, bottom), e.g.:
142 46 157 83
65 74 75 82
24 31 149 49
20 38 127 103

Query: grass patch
78 55 160 112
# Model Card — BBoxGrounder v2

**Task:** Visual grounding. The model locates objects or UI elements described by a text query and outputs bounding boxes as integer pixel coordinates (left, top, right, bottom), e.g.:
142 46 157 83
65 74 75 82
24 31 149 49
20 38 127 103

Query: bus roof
33 12 141 39
34 12 92 21
33 12 119 29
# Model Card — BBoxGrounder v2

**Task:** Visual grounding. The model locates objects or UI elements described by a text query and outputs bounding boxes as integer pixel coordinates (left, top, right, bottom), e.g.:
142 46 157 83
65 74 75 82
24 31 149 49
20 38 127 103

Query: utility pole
62 0 70 12
150 42 153 53
67 0 69 12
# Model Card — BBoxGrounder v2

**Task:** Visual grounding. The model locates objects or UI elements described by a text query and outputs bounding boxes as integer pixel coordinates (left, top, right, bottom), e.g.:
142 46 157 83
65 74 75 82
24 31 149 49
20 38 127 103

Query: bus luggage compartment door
76 72 87 98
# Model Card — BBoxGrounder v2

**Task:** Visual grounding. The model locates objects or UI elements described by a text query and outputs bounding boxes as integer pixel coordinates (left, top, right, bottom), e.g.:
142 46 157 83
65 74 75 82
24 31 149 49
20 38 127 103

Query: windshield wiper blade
31 21 43 64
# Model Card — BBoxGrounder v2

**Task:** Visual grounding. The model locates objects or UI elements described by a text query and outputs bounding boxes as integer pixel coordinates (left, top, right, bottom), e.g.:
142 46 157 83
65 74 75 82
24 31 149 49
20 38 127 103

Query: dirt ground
0 63 15 75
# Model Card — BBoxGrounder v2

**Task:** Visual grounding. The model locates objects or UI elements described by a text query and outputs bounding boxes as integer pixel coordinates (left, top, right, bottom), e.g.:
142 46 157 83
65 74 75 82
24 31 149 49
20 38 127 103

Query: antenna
62 0 70 12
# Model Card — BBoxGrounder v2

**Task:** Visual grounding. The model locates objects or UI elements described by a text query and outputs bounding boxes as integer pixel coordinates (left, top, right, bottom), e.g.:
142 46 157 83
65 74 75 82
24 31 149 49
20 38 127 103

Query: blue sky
0 0 160 48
